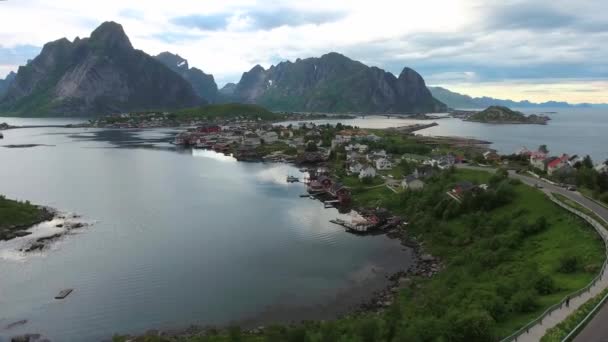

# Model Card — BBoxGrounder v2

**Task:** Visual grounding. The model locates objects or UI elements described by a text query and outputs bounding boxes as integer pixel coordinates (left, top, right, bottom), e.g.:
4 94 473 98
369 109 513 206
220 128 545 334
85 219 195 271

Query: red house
198 125 221 134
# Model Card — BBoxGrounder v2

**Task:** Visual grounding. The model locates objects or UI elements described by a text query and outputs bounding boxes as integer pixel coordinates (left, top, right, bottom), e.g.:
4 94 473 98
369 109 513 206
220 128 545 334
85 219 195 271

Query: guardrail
500 195 608 342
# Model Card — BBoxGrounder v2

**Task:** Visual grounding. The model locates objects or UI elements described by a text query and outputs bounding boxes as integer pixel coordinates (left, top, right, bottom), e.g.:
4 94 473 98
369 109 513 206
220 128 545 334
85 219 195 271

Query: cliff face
0 71 16 98
155 52 218 103
0 22 202 116
231 53 446 113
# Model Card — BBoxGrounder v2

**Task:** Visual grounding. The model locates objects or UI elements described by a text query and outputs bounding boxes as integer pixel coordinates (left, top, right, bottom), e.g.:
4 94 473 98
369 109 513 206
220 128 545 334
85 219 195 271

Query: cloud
485 4 575 30
171 8 347 32
170 14 230 31
0 44 41 69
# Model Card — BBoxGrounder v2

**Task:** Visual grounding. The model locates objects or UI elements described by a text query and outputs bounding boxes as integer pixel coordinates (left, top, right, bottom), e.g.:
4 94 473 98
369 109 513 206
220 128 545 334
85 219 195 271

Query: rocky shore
0 206 55 241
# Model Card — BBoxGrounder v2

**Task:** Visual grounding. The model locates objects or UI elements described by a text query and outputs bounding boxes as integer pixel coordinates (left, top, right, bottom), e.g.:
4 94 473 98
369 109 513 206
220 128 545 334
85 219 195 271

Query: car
534 183 543 189
567 186 577 191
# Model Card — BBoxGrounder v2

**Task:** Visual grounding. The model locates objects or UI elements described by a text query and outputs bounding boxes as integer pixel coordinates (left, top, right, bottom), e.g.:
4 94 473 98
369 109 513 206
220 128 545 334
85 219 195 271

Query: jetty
54 289 73 299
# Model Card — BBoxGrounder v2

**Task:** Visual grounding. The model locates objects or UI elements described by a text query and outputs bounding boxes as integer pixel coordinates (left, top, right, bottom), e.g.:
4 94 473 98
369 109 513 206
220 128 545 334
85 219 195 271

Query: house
347 151 362 162
261 131 279 144
547 154 570 175
402 175 425 191
289 137 305 148
596 162 608 174
402 153 430 163
280 129 294 138
375 158 393 170
426 154 456 169
414 165 436 179
530 152 548 171
349 163 364 175
368 150 388 161
568 155 582 167
483 151 501 162
329 182 351 204
451 181 476 196
331 135 352 149
242 133 262 147
197 125 221 134
359 166 377 179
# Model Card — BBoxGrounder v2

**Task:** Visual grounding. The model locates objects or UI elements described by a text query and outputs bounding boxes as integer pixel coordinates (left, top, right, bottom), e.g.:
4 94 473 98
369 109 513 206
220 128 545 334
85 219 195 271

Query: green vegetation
114 169 605 342
174 103 283 121
542 287 608 341
0 195 51 240
467 106 549 124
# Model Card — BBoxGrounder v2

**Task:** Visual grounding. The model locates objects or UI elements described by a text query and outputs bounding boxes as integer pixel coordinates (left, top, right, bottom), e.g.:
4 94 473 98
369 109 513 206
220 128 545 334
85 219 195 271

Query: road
459 165 608 341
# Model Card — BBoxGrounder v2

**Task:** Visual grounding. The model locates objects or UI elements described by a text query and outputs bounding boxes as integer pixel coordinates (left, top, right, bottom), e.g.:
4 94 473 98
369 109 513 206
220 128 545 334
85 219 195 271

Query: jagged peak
249 64 265 73
156 52 189 70
89 21 133 50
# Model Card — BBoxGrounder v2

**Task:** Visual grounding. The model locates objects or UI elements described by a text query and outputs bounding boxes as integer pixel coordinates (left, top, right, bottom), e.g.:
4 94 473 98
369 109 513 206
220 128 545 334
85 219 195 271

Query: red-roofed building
547 154 570 175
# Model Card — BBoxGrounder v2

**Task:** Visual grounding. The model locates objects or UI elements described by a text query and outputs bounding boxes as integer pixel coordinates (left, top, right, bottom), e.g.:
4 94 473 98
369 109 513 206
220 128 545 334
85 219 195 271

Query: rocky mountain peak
89 21 132 50
156 52 189 72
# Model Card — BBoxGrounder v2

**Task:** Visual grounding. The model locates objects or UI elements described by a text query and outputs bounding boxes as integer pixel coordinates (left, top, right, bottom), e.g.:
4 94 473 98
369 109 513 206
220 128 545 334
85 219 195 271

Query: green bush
558 255 580 273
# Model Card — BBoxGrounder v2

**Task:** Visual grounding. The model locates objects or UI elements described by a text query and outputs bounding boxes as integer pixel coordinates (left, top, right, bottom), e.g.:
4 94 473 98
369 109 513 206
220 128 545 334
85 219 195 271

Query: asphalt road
459 165 608 341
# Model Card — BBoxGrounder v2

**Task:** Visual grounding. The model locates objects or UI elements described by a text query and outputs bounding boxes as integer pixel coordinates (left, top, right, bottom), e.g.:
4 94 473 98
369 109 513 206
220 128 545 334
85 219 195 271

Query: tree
538 144 549 154
305 142 318 152
582 155 594 169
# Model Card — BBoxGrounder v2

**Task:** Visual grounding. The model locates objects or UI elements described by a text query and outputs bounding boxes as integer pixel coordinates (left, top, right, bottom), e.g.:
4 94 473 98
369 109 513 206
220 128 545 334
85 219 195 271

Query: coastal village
165 115 608 238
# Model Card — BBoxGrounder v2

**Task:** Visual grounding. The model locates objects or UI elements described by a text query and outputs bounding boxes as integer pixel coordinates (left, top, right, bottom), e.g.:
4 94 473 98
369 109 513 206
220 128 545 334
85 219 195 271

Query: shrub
511 290 539 313
535 275 557 295
558 255 580 273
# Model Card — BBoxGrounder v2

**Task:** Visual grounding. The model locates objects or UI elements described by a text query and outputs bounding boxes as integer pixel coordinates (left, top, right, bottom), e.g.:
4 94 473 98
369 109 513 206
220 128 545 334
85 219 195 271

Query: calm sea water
0 122 413 341
282 107 608 161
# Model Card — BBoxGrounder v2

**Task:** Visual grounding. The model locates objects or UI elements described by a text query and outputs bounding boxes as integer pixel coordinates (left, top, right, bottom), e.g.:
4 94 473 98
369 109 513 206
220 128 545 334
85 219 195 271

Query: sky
0 0 607 104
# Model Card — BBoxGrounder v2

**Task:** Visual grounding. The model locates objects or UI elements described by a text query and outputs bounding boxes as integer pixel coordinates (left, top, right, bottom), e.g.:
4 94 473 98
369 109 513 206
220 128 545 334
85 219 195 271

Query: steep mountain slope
155 52 218 103
231 53 446 113
0 72 16 98
0 22 202 116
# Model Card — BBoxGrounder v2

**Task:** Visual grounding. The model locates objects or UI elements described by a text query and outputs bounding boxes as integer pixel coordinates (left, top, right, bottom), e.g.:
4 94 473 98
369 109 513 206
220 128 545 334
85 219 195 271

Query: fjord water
0 124 413 341
284 108 608 161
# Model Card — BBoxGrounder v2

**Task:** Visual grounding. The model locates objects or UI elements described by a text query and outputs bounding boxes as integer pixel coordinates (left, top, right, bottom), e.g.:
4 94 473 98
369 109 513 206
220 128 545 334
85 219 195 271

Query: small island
464 106 550 124
0 195 54 241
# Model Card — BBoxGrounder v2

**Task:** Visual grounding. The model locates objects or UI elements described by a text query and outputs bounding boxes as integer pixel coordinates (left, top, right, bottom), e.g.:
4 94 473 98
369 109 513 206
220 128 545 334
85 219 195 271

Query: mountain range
0 21 445 116
428 86 604 109
221 52 446 114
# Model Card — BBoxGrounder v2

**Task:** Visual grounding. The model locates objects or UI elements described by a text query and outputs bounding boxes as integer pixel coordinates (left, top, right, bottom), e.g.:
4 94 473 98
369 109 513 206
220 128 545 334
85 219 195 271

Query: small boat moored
286 176 299 183
55 288 74 299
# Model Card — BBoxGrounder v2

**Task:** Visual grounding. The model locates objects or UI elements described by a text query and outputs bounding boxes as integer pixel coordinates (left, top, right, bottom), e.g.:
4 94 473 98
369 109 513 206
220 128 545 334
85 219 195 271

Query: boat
286 176 299 183
55 288 73 299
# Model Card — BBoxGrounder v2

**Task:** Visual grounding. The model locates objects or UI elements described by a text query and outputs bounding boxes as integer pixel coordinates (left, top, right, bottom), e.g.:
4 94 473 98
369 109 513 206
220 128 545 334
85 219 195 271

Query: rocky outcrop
155 52 218 103
0 71 16 98
0 22 203 116
231 52 446 113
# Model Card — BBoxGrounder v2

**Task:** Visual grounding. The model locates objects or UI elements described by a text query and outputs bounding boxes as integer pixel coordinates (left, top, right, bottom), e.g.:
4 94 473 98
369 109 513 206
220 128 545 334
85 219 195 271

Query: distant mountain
154 52 218 103
228 52 446 114
428 86 600 109
0 71 16 98
0 22 203 116
219 82 237 96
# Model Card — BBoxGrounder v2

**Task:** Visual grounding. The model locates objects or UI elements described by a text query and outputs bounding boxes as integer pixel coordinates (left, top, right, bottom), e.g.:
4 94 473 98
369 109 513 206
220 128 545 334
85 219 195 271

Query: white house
349 163 364 175
261 131 279 144
401 175 425 191
530 152 548 171
596 162 608 174
375 158 393 170
242 133 261 147
331 135 352 149
359 166 377 179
